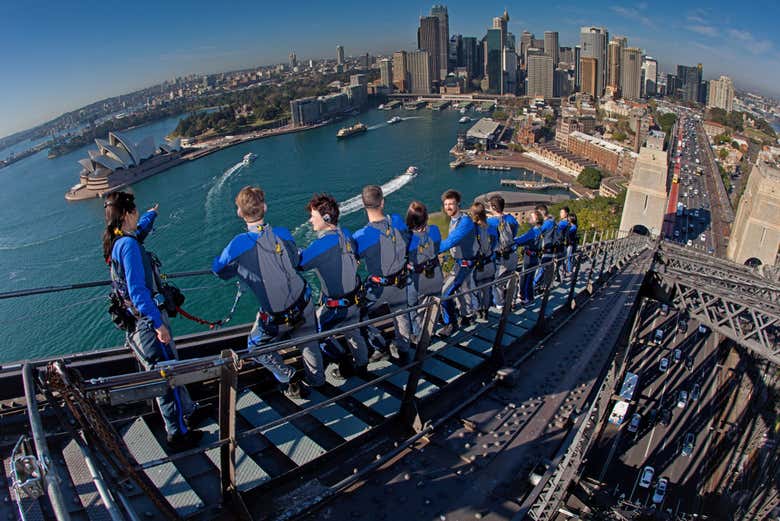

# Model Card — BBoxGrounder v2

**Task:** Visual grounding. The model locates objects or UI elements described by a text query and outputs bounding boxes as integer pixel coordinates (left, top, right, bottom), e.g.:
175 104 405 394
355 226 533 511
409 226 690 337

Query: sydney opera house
65 131 183 201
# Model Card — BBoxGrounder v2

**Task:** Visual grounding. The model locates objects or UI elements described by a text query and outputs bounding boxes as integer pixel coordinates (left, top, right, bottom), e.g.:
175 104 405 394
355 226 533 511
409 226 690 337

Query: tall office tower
607 36 626 91
559 46 574 65
642 56 658 97
521 31 533 65
449 34 463 69
493 9 509 42
431 5 450 80
544 31 559 67
554 68 573 97
407 50 432 94
289 52 298 69
418 16 441 84
503 47 518 94
336 45 345 65
666 73 679 97
484 28 503 93
697 63 706 103
620 47 642 100
527 53 554 98
580 56 598 97
677 64 701 102
707 75 735 112
462 36 479 79
574 45 581 89
379 58 392 88
532 38 545 50
392 51 409 92
580 26 608 96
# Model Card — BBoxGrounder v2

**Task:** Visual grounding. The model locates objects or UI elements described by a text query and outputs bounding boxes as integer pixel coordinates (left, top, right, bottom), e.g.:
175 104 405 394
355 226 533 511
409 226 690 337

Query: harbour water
0 108 568 362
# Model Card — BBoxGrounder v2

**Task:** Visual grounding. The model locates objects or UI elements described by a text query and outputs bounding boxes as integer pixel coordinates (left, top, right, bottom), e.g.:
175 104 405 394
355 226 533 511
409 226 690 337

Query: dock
429 100 451 111
403 100 426 110
500 179 571 190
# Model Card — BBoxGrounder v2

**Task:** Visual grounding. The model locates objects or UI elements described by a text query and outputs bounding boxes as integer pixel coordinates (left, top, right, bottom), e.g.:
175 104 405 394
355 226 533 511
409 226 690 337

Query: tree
718 148 729 160
657 112 677 135
578 167 603 189
612 130 627 142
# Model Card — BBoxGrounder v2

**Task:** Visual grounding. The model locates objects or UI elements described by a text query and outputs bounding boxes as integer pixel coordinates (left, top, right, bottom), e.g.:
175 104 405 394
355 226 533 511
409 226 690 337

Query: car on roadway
628 413 642 433
653 328 665 344
698 324 708 335
678 319 688 333
673 348 682 363
701 234 706 242
639 466 655 488
674 229 680 238
660 303 669 315
691 383 701 401
653 477 669 504
659 357 669 372
685 355 694 371
677 390 688 408
686 239 693 247
660 408 672 426
682 432 695 456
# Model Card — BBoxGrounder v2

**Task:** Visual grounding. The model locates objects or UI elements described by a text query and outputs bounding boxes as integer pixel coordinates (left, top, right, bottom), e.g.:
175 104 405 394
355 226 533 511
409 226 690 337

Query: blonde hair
235 186 266 221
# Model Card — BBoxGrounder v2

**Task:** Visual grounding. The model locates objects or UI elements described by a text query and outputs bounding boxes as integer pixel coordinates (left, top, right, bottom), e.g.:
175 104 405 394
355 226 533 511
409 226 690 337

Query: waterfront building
462 37 479 79
291 97 322 126
642 56 658 97
418 16 441 86
707 75 735 112
543 31 559 68
466 118 502 148
431 4 450 80
484 28 503 94
580 26 608 96
337 45 345 65
392 51 409 92
564 131 637 177
527 54 553 98
620 47 643 101
408 50 433 94
677 64 701 103
379 59 393 88
580 57 598 97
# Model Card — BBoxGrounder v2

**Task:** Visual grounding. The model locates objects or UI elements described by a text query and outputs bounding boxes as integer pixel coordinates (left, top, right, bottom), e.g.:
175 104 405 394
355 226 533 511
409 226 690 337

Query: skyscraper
484 28 503 94
580 56 598 97
574 45 581 90
418 16 441 84
289 52 298 69
521 31 533 66
580 26 608 96
607 36 626 91
407 50 433 94
379 58 392 88
392 51 409 92
707 75 735 112
527 54 553 98
449 34 463 70
503 47 518 94
544 31 559 68
677 64 701 103
336 45 344 66
642 56 658 97
462 37 479 79
620 47 642 100
431 5 450 80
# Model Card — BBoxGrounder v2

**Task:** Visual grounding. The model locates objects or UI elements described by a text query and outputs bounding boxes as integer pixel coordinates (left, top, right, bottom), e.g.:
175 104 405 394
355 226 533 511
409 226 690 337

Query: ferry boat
405 165 419 176
387 116 402 125
460 108 467 114
378 103 385 110
449 157 466 169
458 116 471 124
242 153 257 165
336 122 367 139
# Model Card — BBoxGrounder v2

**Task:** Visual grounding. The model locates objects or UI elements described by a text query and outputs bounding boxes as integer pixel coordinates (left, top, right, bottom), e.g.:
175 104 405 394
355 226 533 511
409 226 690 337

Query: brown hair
470 202 488 227
406 201 429 230
361 185 383 209
529 210 543 224
534 203 548 215
441 189 461 204
235 186 266 221
487 194 505 212
307 193 340 225
102 191 136 260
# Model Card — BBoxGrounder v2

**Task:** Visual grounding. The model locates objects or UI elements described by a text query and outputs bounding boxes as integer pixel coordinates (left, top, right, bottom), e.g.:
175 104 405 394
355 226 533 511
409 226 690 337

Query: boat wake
205 159 247 216
401 116 422 121
367 123 386 130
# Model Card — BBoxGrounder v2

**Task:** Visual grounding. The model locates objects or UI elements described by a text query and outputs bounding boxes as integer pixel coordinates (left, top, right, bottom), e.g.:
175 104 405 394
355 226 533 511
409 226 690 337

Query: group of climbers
102 187 578 452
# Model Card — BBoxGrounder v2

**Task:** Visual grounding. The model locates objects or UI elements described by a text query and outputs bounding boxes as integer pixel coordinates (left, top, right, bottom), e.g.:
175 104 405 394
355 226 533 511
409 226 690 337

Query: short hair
487 194 505 212
535 204 548 215
560 206 570 215
530 210 543 224
236 186 265 221
307 193 340 225
441 189 461 204
362 185 383 209
470 201 488 226
406 201 428 230
568 212 578 225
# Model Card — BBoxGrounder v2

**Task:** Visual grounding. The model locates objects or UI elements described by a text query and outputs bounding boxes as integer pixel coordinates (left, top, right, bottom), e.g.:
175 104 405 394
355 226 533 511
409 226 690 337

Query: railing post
534 259 554 333
585 241 598 294
218 349 250 519
492 274 518 364
567 252 582 309
400 298 441 432
597 239 609 282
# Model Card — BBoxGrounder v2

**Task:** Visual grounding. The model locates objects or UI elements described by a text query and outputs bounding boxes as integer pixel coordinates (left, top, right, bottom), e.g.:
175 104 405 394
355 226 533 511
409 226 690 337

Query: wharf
500 179 571 190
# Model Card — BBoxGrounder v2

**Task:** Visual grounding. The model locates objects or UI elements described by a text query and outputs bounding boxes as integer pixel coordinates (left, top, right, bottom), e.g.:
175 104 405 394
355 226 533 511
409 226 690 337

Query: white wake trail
205 159 247 216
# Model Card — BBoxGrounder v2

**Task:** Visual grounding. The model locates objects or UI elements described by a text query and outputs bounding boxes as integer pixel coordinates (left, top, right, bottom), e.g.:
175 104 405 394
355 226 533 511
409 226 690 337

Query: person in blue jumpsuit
405 201 444 341
437 189 478 337
565 213 579 274
298 193 368 377
514 210 543 305
213 186 324 399
486 194 519 311
352 185 413 364
554 207 571 283
533 204 556 291
103 191 203 451
470 202 498 322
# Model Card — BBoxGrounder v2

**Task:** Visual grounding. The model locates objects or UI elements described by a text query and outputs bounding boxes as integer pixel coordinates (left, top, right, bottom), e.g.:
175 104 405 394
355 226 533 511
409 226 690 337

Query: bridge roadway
296 251 652 521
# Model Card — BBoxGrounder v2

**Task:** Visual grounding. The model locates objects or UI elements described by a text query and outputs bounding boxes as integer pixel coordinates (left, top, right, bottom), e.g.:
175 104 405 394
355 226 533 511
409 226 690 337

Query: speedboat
459 116 471 124
460 108 467 114
387 116 402 125
242 153 257 165
405 166 419 176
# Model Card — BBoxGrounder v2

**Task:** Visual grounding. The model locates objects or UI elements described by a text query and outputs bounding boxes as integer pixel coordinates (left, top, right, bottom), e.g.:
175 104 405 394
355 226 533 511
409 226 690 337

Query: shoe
327 364 346 381
284 380 311 400
394 350 414 366
185 403 209 429
167 429 204 452
437 323 455 337
460 315 472 328
490 305 504 314
352 365 370 379
369 349 390 363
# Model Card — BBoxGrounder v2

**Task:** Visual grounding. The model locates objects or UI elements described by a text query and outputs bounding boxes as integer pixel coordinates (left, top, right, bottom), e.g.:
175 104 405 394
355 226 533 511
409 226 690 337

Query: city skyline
3 0 780 138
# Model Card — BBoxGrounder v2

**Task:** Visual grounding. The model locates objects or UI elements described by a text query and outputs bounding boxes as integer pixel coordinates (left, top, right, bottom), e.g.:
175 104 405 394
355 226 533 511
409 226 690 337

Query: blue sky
2 0 780 138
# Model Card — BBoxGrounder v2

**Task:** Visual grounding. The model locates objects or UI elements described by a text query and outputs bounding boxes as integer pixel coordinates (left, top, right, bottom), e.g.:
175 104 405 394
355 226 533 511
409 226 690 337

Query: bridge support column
491 274 518 364
219 350 251 520
535 266 554 333
401 298 441 432
567 253 582 309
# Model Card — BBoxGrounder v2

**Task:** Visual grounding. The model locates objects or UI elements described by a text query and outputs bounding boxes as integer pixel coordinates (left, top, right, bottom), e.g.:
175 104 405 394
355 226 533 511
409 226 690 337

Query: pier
500 179 571 190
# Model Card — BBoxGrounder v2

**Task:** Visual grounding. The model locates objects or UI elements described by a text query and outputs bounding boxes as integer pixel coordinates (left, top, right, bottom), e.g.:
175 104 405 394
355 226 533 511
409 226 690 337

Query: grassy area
429 212 450 238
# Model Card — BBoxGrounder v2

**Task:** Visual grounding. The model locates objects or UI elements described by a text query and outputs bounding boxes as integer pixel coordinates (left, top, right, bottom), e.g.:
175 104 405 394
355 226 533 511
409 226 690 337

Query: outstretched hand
148 203 159 213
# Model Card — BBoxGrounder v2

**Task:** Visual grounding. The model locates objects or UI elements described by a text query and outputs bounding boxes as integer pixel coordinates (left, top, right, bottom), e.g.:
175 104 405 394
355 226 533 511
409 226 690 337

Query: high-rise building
527 54 554 98
707 75 735 112
431 5 450 80
336 45 344 66
554 68 573 98
462 37 479 79
379 58 392 88
503 47 518 94
677 64 701 103
392 51 409 92
484 28 503 94
607 36 626 91
559 46 574 66
289 52 298 69
641 56 658 97
544 31 559 68
407 50 433 94
580 26 608 96
418 16 441 84
580 56 598 97
521 31 533 65
666 73 680 97
620 47 642 100
574 45 581 90
449 34 463 70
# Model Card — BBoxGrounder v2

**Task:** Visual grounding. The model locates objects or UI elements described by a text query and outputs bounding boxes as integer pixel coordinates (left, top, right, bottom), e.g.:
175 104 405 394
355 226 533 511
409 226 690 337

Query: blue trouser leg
127 314 194 436
441 263 473 325
492 252 518 307
566 245 575 273
364 283 412 353
317 305 368 367
521 255 539 302
535 254 553 287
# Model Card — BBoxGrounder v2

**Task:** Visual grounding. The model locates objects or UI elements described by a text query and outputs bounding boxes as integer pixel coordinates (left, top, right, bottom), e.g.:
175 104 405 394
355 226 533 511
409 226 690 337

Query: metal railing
18 231 650 520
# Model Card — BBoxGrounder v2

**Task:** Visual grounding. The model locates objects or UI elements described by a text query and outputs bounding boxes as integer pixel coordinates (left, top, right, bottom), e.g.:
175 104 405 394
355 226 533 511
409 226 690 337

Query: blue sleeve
300 235 335 271
342 228 359 258
135 210 157 242
353 226 377 257
391 214 410 245
118 238 162 328
486 216 499 227
407 233 419 253
541 219 554 234
429 225 442 252
507 215 519 236
439 218 473 253
557 220 568 233
212 234 254 280
514 226 540 247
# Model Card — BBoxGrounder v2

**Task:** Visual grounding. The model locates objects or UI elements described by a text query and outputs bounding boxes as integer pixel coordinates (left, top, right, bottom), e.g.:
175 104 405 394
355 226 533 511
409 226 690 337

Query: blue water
0 108 562 362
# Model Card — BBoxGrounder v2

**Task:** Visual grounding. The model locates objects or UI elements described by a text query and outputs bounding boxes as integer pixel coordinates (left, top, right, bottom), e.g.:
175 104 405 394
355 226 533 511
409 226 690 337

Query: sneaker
460 315 473 328
437 323 456 337
327 364 346 381
185 404 209 429
284 380 311 400
369 349 390 363
167 429 205 452
489 305 504 314
394 350 414 366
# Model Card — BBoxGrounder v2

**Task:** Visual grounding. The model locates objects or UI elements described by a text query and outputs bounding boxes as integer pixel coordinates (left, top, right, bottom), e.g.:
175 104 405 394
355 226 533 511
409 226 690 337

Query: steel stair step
285 389 370 442
325 371 400 418
198 420 270 492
